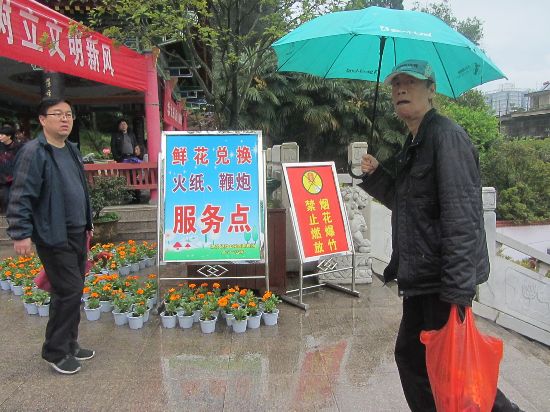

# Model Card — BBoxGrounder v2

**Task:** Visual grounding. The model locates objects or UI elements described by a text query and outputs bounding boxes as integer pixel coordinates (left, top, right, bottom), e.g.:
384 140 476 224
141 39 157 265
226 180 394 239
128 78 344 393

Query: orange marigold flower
168 288 176 293
248 301 256 307
90 292 99 298
263 291 272 300
239 289 247 296
198 293 205 299
25 291 33 296
212 283 220 289
189 283 196 289
228 288 235 293
136 289 144 295
200 282 208 288
206 291 213 296
169 294 180 301
231 303 240 309
83 287 90 294
218 298 228 307
148 274 157 279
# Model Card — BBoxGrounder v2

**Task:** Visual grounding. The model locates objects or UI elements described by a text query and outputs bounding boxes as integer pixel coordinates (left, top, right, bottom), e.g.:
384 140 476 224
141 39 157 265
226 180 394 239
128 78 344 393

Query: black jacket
359 109 489 306
7 132 93 247
110 130 138 162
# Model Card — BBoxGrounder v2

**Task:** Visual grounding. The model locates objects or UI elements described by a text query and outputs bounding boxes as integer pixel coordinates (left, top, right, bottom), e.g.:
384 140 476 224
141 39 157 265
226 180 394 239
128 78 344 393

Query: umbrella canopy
272 6 506 98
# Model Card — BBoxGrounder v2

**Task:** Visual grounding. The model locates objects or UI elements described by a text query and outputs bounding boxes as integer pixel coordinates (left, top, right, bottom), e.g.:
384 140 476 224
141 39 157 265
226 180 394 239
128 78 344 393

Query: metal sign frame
282 161 359 310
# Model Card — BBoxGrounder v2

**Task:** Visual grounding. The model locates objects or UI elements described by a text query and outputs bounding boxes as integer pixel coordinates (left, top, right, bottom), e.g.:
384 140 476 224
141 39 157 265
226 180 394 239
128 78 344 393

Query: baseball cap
384 60 436 84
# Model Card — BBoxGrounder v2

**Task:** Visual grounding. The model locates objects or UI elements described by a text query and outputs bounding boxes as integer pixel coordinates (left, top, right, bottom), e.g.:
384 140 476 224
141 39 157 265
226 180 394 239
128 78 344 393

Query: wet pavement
1 275 549 412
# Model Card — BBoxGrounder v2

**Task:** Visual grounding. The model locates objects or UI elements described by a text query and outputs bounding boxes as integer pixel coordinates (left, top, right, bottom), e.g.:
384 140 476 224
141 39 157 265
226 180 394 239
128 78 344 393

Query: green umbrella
272 6 506 99
272 6 506 177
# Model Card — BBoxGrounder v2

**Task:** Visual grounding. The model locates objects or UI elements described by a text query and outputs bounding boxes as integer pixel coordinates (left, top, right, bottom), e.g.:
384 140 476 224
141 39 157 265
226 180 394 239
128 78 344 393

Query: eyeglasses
45 112 75 120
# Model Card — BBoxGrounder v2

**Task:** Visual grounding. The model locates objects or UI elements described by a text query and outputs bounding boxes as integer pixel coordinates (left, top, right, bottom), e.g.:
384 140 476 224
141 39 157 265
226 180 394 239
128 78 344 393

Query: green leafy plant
131 301 147 317
34 290 50 306
179 300 194 316
112 292 132 313
200 301 217 321
22 290 36 303
231 304 248 321
262 290 281 313
86 292 101 309
89 176 132 221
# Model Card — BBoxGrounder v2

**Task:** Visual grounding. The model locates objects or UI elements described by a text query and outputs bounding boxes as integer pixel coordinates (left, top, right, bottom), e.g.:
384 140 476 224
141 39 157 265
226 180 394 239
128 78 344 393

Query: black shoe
49 355 81 375
73 347 95 360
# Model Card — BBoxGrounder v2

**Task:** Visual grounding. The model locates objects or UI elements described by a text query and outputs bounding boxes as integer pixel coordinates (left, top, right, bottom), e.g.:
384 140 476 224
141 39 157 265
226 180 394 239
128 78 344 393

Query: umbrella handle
348 161 366 179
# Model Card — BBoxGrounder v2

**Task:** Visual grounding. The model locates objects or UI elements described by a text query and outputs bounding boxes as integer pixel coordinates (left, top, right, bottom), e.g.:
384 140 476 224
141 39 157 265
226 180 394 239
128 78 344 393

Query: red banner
284 163 352 262
0 0 147 91
163 79 184 130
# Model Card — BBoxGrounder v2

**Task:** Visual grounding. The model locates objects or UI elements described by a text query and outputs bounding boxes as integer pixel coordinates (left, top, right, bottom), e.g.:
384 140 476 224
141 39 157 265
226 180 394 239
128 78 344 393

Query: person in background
359 60 523 412
0 122 23 214
7 98 95 375
110 118 140 162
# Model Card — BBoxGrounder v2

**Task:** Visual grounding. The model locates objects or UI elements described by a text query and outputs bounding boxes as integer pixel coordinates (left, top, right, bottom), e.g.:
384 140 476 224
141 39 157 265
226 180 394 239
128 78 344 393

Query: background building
484 83 530 116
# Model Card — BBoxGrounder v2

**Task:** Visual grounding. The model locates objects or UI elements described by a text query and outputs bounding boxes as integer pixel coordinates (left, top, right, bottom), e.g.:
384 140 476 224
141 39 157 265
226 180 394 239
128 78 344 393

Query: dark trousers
395 294 520 412
36 231 87 363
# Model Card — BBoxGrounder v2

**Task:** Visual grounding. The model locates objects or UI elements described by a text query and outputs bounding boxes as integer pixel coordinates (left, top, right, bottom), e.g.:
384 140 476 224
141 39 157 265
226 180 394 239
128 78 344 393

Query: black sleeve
6 146 43 240
436 128 482 306
357 165 396 211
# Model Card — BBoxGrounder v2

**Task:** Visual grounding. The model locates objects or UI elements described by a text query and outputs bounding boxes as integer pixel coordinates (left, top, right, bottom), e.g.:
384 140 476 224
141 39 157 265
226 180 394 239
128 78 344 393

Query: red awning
0 0 147 91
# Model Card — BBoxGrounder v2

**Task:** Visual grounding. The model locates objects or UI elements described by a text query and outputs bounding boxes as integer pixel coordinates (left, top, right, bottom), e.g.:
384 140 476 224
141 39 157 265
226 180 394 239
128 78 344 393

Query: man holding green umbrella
359 59 523 412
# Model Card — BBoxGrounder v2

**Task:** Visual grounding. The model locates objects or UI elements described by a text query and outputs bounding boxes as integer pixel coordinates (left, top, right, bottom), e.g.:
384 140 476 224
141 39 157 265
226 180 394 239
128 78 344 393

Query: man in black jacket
359 60 522 412
110 118 140 162
7 99 95 375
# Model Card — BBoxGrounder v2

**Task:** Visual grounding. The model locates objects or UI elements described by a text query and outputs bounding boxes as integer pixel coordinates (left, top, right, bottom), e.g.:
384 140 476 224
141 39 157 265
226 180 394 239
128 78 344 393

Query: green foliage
79 129 111 158
438 94 501 157
89 176 133 220
412 0 483 44
481 138 550 222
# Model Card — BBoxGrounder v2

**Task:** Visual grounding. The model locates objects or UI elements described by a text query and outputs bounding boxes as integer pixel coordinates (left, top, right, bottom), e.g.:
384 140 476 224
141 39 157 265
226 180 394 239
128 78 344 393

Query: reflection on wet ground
1 276 549 411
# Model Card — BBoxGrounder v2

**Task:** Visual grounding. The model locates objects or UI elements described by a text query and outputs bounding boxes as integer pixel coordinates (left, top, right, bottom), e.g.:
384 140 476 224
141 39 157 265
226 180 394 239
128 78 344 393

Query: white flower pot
145 257 155 267
99 300 113 313
129 262 140 273
37 304 50 317
84 306 101 321
247 313 262 329
143 308 150 322
128 314 144 329
161 312 177 328
11 284 23 296
0 279 10 290
118 265 131 276
225 313 235 327
138 259 147 270
24 302 38 315
177 313 194 329
199 317 217 334
192 309 201 323
262 309 279 326
232 318 248 333
113 310 129 325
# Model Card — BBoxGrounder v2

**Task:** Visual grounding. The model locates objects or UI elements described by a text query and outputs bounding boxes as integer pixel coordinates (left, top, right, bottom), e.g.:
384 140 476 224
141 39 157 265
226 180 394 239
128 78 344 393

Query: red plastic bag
420 305 504 412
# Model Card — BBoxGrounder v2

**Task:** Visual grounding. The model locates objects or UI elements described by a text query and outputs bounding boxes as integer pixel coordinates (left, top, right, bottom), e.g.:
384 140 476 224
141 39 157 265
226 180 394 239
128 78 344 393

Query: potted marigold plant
35 290 50 317
84 292 101 321
231 303 248 333
246 297 261 329
22 288 38 315
128 300 146 330
199 301 217 334
161 293 180 329
112 292 132 326
177 300 195 329
262 291 281 326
